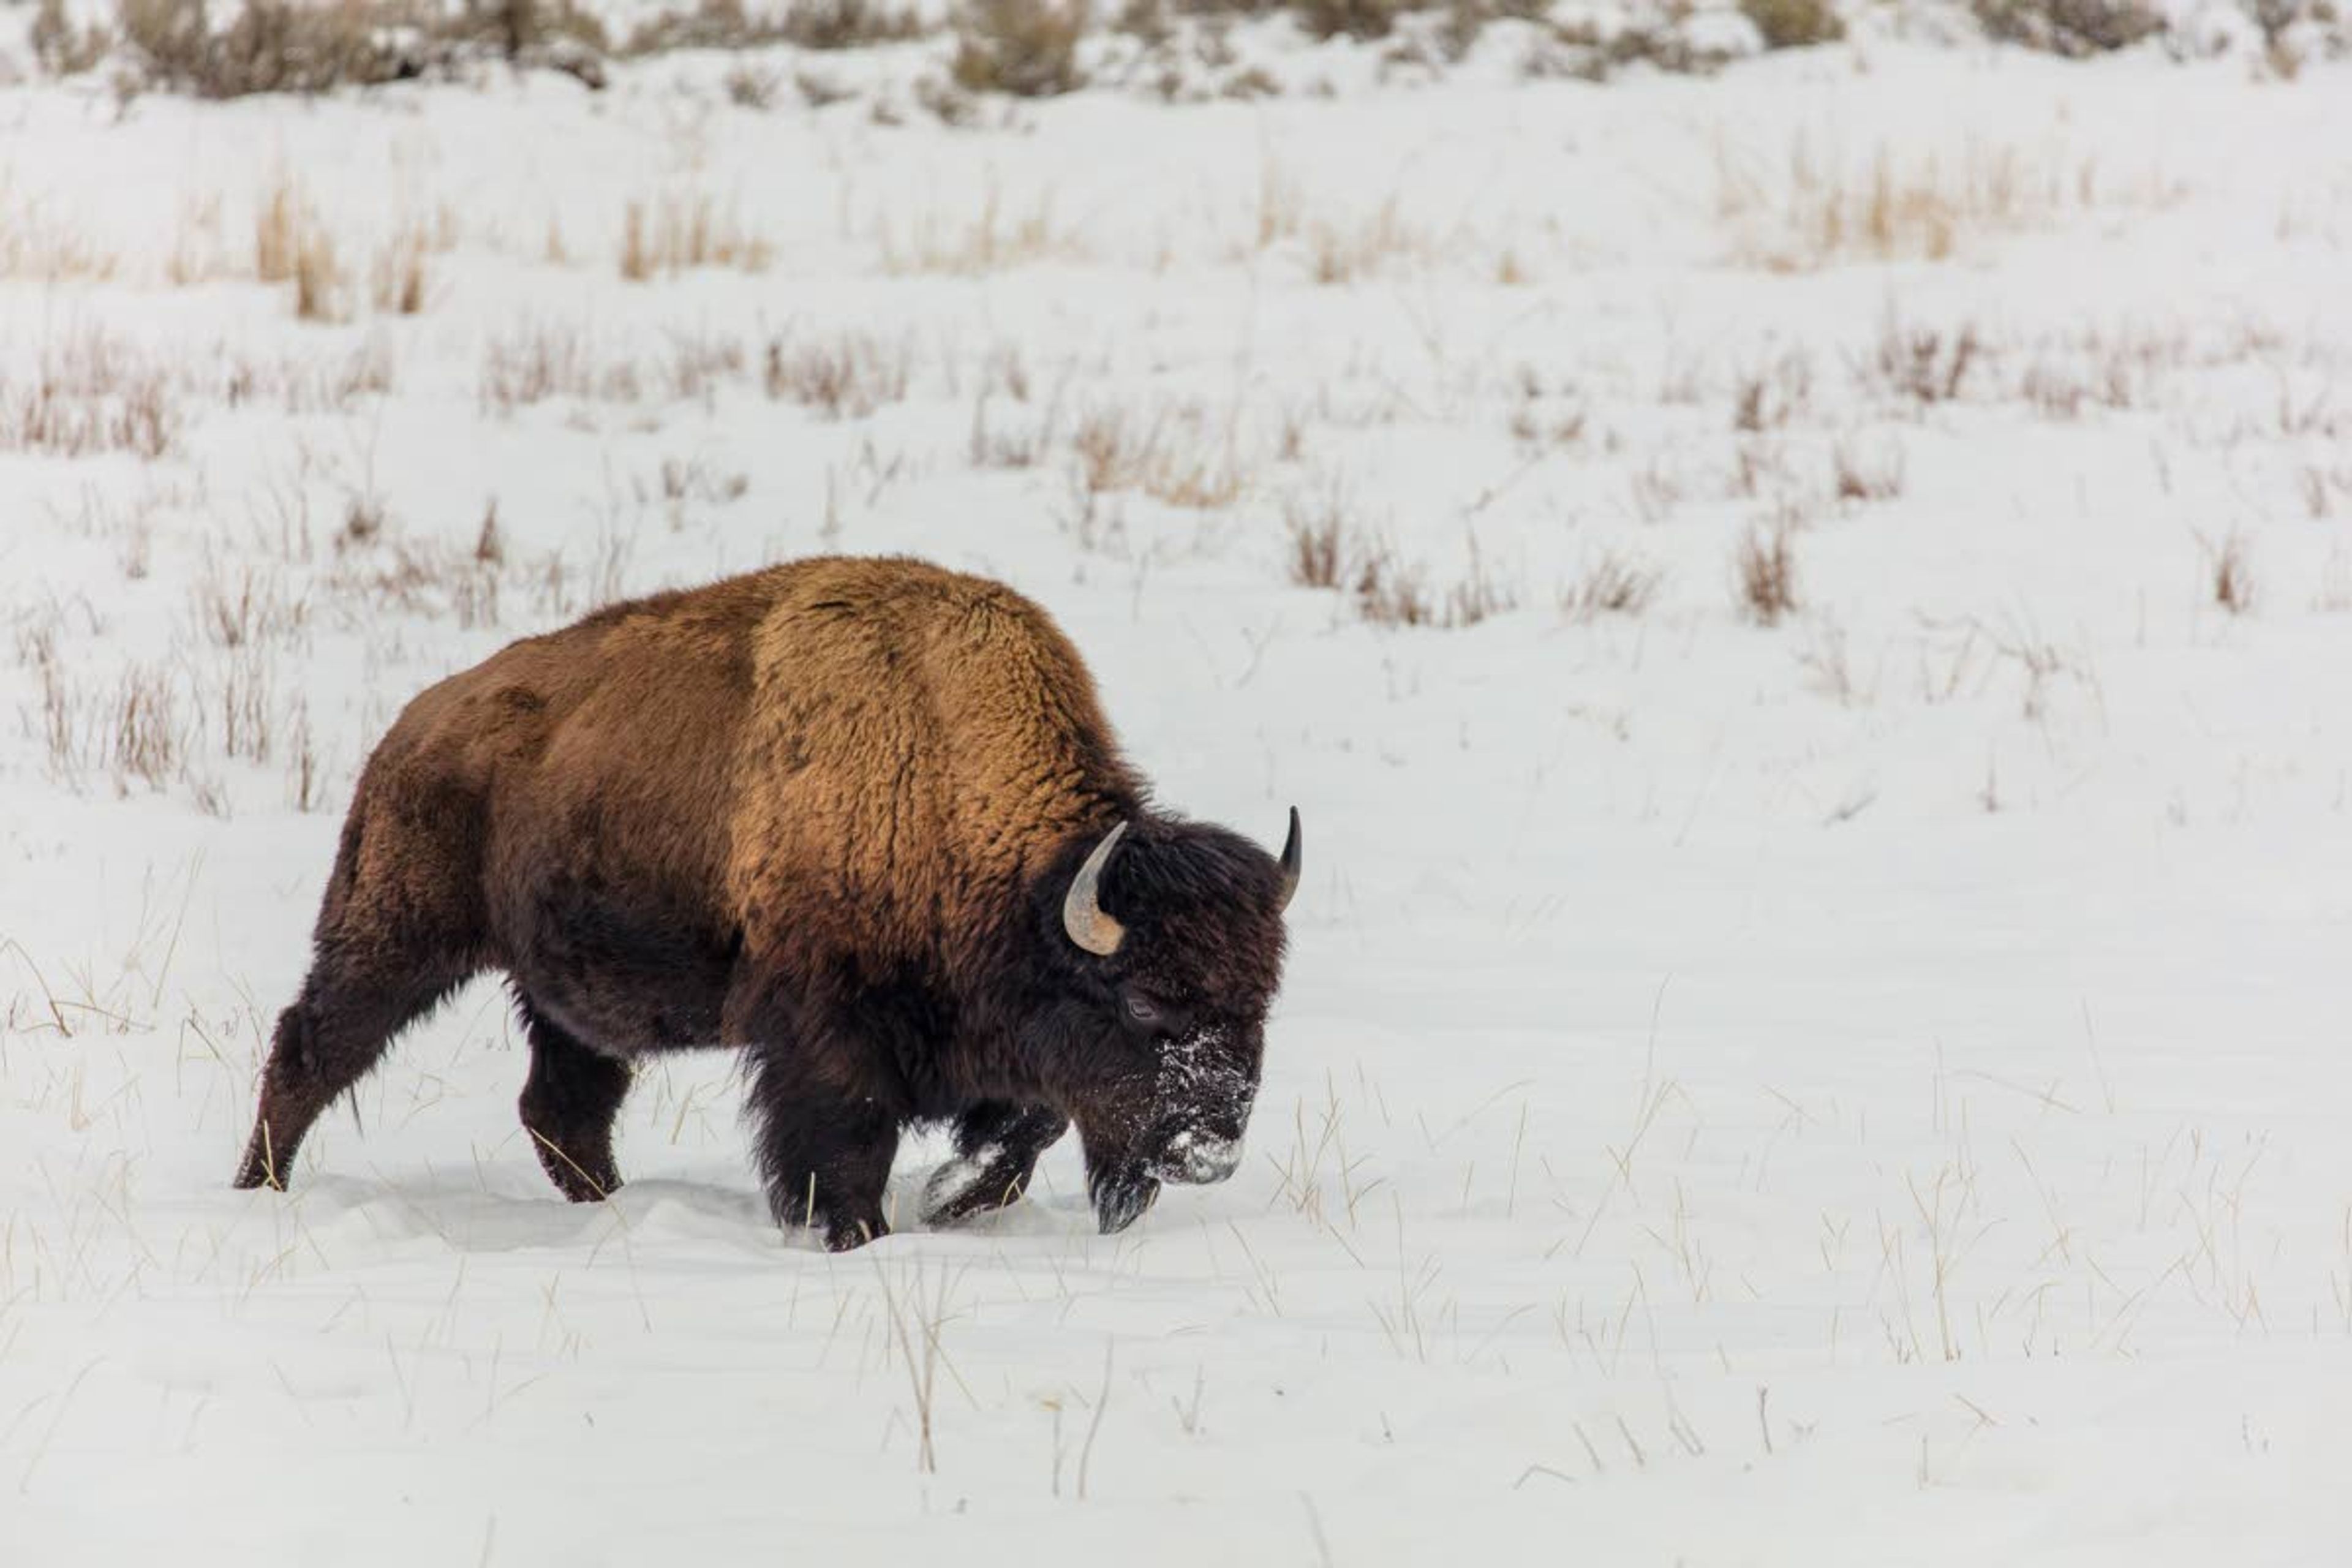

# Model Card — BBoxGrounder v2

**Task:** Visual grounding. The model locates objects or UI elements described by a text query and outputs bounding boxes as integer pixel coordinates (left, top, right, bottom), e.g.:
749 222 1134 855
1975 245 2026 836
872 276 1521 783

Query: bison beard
230 556 1298 1251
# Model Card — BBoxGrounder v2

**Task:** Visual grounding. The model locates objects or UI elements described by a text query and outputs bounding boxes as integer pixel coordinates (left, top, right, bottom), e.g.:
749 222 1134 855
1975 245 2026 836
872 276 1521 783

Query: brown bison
232 556 1300 1249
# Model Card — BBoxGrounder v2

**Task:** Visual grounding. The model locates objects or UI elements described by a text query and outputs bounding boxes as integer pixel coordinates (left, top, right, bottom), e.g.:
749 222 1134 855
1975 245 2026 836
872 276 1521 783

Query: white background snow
4 15 2352 1563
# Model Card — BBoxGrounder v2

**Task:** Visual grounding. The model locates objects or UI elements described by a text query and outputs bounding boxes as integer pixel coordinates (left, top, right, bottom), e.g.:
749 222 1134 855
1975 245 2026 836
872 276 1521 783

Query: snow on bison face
1047 811 1298 1234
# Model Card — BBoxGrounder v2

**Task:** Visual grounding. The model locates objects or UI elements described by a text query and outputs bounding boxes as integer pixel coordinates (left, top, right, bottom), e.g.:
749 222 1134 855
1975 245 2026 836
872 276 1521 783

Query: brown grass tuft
1294 0 1426 41
1735 522 1801 625
107 663 189 794
32 0 114 75
1071 405 1243 510
1560 551 1662 622
725 61 783 108
763 333 913 419
1867 318 1980 407
951 0 1088 96
1307 198 1425 286
295 229 345 322
2200 527 2256 616
1831 438 1905 503
1741 0 1843 47
620 193 775 281
1286 498 1346 589
1972 0 2163 56
372 225 429 315
255 173 303 281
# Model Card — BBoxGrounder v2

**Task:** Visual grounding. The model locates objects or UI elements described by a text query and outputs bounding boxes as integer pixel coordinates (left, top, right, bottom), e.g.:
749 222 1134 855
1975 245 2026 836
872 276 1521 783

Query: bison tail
314 795 370 940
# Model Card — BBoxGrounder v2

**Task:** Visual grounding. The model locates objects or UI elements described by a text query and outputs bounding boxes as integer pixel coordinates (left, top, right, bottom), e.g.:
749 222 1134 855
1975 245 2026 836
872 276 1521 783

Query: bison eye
1121 992 1161 1027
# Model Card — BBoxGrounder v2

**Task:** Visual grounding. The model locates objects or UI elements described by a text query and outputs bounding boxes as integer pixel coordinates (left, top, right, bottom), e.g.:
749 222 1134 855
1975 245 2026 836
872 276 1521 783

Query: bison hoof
1089 1168 1161 1235
232 1134 288 1193
921 1145 1033 1227
529 1136 620 1204
823 1215 890 1252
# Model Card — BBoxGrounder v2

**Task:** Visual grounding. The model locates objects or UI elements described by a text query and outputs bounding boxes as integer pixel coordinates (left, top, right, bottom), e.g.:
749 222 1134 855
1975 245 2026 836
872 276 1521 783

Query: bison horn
1062 821 1129 957
1276 806 1302 913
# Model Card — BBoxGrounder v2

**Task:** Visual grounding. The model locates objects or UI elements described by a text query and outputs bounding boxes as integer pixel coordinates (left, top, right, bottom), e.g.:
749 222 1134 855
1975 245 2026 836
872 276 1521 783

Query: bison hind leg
922 1101 1070 1228
514 997 633 1202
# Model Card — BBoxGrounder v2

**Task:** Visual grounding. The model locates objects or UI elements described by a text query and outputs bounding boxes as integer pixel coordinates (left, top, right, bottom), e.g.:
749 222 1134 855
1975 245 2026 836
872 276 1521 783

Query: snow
4 27 2352 1566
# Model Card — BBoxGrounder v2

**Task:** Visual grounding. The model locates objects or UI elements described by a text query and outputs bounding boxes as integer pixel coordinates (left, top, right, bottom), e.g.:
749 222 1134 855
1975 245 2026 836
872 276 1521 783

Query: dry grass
951 0 1089 97
1864 318 1981 407
1831 438 1905 503
32 0 114 75
1254 158 1305 252
626 0 925 52
1294 0 1426 39
227 339 396 415
255 173 302 282
0 183 121 282
1735 522 1801 625
969 395 1052 469
660 330 750 405
2300 466 2352 521
371 226 430 315
165 192 235 286
211 650 281 765
1521 19 1735 83
1741 0 1842 47
2315 548 2352 615
2199 528 2256 616
1559 551 1662 622
1797 616 1874 707
724 61 783 108
1733 351 1814 432
875 183 1080 275
193 559 309 650
105 663 190 795
0 371 178 461
620 193 775 281
764 333 913 419
1071 405 1244 510
478 325 750 413
295 229 347 322
123 0 392 97
783 0 929 46
796 68 857 107
1353 545 1437 627
1973 0 2164 56
1285 487 1516 628
118 0 611 97
1307 198 1427 286
253 172 356 320
1286 497 1347 590
483 323 607 411
1720 135 2181 272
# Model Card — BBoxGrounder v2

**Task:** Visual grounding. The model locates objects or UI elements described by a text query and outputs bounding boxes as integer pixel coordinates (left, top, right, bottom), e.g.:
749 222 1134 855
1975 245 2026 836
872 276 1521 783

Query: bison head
1034 809 1300 1234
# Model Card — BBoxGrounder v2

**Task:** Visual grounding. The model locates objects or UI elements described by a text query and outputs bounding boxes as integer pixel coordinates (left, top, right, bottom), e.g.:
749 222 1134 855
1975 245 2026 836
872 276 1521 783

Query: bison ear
1275 806 1302 913
1062 821 1129 956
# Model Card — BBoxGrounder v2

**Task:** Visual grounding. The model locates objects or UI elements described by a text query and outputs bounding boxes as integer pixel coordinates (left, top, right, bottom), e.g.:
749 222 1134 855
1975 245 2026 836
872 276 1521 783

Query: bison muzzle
231 556 1300 1250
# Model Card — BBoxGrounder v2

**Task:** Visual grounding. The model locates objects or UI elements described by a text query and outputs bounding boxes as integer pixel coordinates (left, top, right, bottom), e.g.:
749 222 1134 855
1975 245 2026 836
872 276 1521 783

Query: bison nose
1153 1128 1242 1185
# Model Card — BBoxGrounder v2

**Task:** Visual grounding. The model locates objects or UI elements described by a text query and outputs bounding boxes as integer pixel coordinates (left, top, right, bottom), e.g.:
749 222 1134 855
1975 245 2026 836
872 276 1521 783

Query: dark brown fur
233 556 1294 1248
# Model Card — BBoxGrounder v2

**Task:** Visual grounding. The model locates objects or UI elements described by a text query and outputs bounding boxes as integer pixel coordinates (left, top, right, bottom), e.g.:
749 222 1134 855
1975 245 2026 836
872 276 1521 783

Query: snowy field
5 17 2352 1563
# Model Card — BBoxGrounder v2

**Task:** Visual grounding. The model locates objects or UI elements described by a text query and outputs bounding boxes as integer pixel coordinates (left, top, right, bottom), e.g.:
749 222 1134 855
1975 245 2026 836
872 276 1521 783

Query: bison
232 555 1300 1249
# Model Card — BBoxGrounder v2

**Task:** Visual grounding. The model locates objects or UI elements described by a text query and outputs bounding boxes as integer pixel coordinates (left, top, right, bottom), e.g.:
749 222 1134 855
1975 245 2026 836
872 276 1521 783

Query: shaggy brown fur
232 556 1297 1249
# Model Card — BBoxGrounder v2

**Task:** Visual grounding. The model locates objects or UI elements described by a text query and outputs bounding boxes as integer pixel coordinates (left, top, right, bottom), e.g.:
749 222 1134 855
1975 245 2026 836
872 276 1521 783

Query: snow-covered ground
5 27 2352 1564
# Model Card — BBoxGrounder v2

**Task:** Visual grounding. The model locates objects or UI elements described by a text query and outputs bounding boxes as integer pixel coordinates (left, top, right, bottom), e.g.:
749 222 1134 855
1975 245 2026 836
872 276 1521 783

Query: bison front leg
744 1050 897 1252
921 1101 1069 1228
